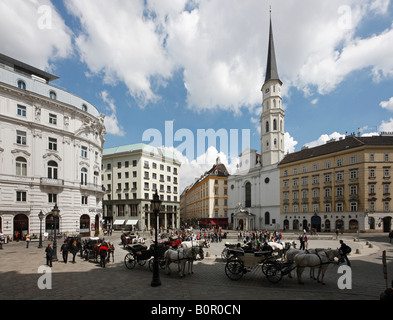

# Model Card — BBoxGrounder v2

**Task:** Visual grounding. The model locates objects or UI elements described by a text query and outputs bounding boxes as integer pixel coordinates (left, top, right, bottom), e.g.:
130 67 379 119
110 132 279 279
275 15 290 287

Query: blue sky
1 0 393 190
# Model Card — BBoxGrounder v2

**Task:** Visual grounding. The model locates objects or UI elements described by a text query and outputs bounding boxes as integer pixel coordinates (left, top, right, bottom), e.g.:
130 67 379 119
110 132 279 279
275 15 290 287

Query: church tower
260 12 285 167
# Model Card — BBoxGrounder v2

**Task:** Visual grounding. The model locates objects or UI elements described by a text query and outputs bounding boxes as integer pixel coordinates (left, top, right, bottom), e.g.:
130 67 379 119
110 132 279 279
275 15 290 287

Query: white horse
294 249 341 285
164 246 204 278
181 239 210 249
285 248 320 279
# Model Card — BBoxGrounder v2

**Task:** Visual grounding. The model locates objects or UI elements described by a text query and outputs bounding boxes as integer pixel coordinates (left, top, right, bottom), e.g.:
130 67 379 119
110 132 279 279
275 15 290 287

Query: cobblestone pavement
0 231 392 302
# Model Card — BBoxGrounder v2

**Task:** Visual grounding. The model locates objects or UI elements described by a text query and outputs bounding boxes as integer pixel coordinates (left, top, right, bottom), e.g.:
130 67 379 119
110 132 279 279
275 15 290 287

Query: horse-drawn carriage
124 243 169 271
82 237 115 265
225 244 345 285
121 232 145 247
224 246 278 281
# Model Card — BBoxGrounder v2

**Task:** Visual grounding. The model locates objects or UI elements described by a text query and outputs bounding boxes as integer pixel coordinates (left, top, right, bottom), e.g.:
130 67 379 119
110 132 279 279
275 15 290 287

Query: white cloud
0 0 72 70
284 132 298 154
65 0 175 107
304 132 346 148
100 91 125 137
164 146 238 192
62 0 393 115
379 118 393 132
380 97 393 111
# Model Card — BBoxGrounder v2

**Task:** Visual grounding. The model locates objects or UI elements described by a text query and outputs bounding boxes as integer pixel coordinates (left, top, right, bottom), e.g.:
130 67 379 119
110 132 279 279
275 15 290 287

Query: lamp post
151 190 162 287
51 204 60 261
38 211 44 248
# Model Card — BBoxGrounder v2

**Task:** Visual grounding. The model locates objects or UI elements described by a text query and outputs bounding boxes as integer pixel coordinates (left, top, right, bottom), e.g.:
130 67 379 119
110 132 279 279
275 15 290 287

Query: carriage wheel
261 258 276 276
265 262 283 284
124 253 136 270
221 248 229 260
225 259 244 281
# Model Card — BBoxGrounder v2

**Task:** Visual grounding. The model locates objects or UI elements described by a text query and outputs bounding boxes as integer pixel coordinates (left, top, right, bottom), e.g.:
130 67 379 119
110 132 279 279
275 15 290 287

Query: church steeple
260 10 285 167
265 12 281 84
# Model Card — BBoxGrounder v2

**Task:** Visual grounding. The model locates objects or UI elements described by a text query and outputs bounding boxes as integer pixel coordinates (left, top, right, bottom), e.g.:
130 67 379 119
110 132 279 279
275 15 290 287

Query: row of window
283 168 390 187
107 193 178 202
283 154 390 176
17 81 88 112
283 183 390 200
15 157 99 186
104 171 179 184
16 191 92 205
106 160 178 174
283 201 391 213
15 130 97 161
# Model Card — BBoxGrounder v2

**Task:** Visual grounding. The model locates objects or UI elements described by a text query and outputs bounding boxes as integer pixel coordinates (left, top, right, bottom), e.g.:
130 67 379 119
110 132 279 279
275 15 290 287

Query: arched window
265 212 270 225
266 121 269 133
17 80 26 90
81 168 88 185
245 182 251 207
273 119 277 131
16 157 27 176
273 99 276 108
82 104 88 112
49 91 57 100
47 161 58 179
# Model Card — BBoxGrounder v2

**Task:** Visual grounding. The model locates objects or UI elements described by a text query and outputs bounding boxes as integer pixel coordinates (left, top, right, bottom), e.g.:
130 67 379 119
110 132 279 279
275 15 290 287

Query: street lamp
51 204 60 261
151 190 162 287
38 211 44 248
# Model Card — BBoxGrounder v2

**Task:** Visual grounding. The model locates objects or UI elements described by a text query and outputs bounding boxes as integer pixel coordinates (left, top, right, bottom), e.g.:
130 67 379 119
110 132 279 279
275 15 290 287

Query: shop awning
113 220 125 225
126 220 138 225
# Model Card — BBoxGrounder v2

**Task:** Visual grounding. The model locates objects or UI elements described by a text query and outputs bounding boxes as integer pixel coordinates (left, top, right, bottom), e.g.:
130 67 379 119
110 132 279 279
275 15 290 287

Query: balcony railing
40 178 64 187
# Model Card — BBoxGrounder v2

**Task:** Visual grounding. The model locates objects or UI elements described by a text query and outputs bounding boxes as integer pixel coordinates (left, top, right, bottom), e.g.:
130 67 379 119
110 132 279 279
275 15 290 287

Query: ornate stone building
0 53 106 238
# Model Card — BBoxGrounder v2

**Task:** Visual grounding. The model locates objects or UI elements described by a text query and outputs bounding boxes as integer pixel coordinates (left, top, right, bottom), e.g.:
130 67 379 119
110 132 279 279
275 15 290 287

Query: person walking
299 234 305 250
339 240 351 267
45 243 54 267
71 240 78 263
335 229 339 240
60 240 69 263
304 234 308 249
25 234 31 248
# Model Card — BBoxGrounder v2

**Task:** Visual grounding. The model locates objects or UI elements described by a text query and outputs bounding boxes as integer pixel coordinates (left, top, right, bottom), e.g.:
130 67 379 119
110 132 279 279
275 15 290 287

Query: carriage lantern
51 204 60 261
151 190 162 287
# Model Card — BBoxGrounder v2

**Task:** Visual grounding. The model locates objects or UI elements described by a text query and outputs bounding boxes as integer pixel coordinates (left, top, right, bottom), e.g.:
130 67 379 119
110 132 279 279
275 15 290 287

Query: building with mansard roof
0 53 106 239
180 157 230 228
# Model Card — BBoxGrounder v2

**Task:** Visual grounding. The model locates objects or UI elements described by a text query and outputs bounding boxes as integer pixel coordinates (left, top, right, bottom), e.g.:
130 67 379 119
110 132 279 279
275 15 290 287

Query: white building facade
228 16 284 231
102 144 181 231
0 53 106 239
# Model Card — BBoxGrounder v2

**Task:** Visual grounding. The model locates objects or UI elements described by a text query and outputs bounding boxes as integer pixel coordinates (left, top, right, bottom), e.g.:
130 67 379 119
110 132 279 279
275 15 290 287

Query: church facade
228 16 285 231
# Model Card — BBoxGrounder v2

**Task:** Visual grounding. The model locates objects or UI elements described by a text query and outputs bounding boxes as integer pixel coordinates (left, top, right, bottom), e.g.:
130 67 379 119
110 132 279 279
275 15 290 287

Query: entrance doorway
383 217 392 232
14 214 29 240
80 215 90 237
311 215 321 232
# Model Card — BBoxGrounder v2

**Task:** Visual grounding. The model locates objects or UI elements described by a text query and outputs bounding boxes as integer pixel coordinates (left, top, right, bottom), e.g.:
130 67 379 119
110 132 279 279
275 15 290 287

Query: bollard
355 249 360 254
206 252 210 257
369 243 373 248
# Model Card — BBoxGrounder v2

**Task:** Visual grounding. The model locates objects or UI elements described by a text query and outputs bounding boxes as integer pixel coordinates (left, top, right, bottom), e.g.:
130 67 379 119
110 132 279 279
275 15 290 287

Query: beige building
278 134 393 233
180 158 229 228
102 143 181 230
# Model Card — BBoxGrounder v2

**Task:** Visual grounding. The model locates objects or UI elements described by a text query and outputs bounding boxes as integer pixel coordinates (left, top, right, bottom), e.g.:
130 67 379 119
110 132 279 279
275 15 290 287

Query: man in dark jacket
339 240 351 266
60 241 69 263
45 243 54 267
99 243 108 268
71 240 78 264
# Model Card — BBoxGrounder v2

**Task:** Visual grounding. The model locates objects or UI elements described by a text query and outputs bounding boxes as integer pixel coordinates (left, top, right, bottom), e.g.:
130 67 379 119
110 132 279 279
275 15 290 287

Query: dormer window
49 91 57 100
17 80 26 90
82 104 88 112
